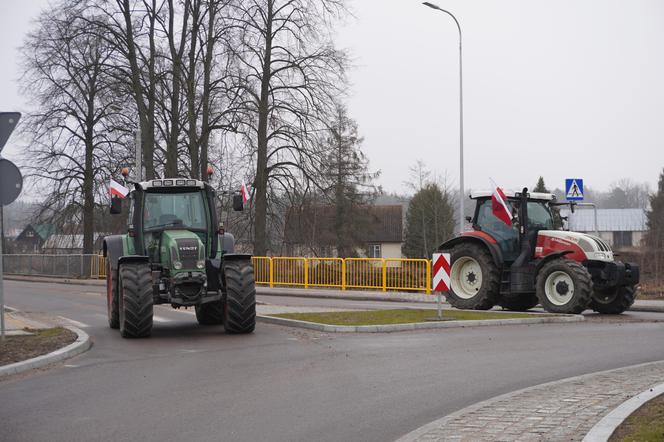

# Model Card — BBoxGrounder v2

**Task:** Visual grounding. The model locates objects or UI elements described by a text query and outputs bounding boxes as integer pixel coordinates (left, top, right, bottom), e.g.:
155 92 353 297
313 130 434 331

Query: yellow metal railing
95 255 432 293
252 256 431 294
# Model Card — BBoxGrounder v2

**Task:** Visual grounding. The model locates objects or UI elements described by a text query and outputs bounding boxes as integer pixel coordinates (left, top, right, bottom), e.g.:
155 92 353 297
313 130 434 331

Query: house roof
284 204 403 245
17 224 56 242
560 208 647 232
43 233 108 250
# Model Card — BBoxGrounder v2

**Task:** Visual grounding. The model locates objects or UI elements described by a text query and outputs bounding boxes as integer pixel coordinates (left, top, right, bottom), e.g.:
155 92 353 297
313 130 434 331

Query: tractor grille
176 238 200 269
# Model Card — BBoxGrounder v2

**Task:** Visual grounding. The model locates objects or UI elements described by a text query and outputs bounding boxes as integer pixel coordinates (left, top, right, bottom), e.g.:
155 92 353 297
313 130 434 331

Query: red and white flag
110 179 129 198
240 183 249 204
491 184 512 226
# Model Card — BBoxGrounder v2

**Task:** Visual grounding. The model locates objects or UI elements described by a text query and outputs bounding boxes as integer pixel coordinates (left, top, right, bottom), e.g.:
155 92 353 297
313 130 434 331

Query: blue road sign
565 178 584 201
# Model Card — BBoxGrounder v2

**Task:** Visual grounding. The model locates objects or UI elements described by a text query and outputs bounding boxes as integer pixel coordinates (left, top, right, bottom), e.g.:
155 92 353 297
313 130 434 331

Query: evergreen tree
402 183 455 258
534 176 548 193
322 105 380 257
646 169 664 280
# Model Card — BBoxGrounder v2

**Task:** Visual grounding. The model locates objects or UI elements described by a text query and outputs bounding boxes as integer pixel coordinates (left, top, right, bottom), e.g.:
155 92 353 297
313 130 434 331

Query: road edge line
582 382 664 441
0 325 92 378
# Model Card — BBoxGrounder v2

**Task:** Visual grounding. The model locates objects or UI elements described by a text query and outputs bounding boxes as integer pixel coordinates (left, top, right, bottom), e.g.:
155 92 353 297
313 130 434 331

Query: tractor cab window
475 199 519 261
143 191 207 231
527 202 554 230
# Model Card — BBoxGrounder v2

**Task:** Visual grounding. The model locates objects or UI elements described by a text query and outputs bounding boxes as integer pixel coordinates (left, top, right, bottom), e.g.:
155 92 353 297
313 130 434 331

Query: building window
613 231 633 248
26 231 34 238
368 244 381 258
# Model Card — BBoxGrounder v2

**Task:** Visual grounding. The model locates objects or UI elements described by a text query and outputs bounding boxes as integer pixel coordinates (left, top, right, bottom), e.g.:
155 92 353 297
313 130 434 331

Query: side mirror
110 197 122 215
233 193 244 212
465 216 472 223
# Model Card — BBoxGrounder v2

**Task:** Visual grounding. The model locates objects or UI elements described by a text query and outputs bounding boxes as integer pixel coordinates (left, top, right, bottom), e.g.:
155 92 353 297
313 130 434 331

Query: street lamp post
422 2 465 233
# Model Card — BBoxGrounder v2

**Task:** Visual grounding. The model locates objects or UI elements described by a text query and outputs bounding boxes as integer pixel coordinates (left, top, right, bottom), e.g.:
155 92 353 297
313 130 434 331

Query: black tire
446 243 501 310
119 262 153 338
195 301 225 325
536 259 592 314
223 259 256 334
590 285 636 314
107 259 119 329
499 294 539 311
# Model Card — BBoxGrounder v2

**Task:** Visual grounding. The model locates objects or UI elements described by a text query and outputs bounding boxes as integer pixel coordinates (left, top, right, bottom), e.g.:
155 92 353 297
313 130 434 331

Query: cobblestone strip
397 360 664 442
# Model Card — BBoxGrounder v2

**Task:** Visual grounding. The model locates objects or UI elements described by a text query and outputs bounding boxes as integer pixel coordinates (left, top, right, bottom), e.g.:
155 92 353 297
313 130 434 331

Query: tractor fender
221 232 236 254
534 251 573 274
438 233 504 268
103 235 149 272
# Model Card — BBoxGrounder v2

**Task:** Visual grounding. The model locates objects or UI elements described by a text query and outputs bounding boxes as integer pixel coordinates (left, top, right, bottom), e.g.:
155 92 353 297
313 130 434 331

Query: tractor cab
469 190 556 262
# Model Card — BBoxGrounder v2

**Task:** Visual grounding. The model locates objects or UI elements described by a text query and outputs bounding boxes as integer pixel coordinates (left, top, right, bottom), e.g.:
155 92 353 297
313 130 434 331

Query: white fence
2 254 103 279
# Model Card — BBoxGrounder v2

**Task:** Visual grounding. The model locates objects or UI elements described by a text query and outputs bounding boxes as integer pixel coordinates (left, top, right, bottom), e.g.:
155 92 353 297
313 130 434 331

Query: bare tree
21 1 130 253
229 0 348 255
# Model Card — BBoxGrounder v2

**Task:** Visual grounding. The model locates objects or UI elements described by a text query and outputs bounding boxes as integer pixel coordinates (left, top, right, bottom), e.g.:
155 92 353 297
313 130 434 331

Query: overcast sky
2 0 663 196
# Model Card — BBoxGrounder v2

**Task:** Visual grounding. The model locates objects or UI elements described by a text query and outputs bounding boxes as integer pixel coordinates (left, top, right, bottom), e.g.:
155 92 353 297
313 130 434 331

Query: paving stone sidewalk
399 361 664 442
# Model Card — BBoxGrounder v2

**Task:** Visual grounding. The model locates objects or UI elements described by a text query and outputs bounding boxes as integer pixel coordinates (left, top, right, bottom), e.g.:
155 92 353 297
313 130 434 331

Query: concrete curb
257 313 584 333
395 359 664 442
0 326 92 379
582 382 664 441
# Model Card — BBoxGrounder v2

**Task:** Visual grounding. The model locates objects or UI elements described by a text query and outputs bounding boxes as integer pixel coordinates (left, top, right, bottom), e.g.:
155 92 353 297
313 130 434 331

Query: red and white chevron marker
432 253 451 292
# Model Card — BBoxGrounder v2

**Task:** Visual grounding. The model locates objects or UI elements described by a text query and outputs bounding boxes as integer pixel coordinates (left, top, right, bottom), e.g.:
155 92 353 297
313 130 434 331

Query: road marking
58 316 89 328
64 364 79 368
152 315 172 323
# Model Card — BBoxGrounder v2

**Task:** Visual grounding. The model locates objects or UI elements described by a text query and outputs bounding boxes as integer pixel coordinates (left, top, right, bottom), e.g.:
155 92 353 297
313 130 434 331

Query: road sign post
432 253 451 320
0 112 22 341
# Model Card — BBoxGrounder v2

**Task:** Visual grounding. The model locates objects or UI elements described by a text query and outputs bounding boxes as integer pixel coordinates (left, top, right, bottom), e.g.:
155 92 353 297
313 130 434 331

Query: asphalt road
2 280 664 442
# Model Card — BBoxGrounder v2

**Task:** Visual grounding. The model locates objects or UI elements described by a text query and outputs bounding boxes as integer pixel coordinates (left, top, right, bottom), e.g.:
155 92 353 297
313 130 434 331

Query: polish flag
240 183 249 204
110 179 129 198
491 186 512 226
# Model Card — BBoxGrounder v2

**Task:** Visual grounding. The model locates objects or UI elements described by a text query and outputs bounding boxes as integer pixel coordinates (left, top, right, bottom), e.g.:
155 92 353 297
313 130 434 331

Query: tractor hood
535 230 614 263
160 230 206 271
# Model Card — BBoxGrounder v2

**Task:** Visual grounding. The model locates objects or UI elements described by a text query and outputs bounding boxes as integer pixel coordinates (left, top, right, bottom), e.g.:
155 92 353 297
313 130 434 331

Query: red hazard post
432 253 451 320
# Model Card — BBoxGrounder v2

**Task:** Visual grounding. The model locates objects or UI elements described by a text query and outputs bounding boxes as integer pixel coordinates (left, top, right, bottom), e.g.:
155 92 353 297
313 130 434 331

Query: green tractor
104 175 255 338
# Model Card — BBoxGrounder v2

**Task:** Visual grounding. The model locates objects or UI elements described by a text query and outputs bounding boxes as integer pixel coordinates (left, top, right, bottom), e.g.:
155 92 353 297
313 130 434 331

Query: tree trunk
254 1 273 256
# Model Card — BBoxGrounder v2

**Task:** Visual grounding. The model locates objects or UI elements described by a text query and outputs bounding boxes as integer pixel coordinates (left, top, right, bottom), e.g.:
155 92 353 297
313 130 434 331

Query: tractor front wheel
196 301 225 325
223 259 256 334
107 259 119 329
446 243 500 310
119 262 154 338
536 259 592 314
590 285 636 314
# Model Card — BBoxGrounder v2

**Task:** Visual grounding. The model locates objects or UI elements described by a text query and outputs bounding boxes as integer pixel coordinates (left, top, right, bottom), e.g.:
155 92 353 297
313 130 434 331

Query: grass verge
0 327 77 366
610 393 664 442
271 309 546 326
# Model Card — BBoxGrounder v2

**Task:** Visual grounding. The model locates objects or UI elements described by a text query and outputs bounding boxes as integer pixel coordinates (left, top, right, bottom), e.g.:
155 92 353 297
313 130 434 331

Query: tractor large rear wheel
223 259 256 334
536 259 592 314
119 262 153 338
446 243 500 310
196 301 225 325
590 285 636 314
498 294 539 311
106 259 119 329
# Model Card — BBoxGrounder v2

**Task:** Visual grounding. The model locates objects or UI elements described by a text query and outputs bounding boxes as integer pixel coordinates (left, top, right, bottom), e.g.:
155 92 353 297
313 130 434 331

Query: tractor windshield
143 191 207 231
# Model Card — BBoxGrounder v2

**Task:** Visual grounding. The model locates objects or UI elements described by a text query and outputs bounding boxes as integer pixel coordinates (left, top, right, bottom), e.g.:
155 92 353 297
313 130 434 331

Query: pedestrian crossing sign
565 178 584 201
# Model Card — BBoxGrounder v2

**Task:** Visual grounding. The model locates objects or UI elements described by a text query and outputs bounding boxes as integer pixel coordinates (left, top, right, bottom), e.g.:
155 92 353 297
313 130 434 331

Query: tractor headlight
173 260 183 270
196 260 205 269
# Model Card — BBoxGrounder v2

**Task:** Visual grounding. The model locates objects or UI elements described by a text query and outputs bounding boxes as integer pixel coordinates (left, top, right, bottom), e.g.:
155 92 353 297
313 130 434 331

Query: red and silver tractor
438 188 639 314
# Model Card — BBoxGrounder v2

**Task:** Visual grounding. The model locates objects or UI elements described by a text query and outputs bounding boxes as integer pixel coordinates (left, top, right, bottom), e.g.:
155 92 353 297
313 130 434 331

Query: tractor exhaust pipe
509 188 534 293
